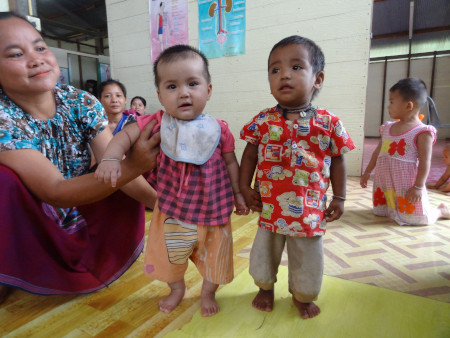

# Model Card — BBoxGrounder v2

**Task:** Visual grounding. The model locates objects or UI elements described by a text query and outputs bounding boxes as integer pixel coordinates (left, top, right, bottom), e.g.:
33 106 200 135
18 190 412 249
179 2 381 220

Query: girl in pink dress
361 78 450 225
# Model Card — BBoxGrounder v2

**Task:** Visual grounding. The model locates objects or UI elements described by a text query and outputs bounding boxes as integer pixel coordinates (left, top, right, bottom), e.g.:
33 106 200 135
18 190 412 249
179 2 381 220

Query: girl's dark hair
268 35 325 75
131 96 147 107
0 11 40 32
389 77 427 107
98 79 127 98
153 45 211 88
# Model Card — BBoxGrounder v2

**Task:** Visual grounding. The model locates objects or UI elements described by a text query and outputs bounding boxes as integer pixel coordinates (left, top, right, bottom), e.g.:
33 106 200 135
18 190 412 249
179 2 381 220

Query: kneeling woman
0 12 159 303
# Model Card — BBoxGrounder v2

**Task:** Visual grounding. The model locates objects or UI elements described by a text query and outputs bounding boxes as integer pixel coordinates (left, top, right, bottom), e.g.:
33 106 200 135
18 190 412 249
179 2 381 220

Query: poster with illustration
98 63 111 82
149 0 189 63
58 67 69 85
198 0 246 58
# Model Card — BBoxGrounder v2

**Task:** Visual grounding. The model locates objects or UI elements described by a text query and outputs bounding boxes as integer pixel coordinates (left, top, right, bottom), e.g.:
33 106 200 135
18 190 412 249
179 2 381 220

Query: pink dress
373 121 437 225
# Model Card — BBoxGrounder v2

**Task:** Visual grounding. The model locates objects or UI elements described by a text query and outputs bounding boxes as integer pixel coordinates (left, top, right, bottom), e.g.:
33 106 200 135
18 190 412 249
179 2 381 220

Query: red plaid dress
138 111 235 225
373 121 438 225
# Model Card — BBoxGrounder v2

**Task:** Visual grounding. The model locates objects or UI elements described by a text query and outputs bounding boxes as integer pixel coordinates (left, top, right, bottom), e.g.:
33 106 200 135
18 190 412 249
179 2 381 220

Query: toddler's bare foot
252 288 274 312
0 285 11 305
159 280 186 314
438 203 450 219
292 296 320 319
201 280 220 317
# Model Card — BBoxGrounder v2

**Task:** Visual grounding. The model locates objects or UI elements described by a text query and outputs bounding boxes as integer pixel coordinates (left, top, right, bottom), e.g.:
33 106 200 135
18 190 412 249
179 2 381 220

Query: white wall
106 0 373 176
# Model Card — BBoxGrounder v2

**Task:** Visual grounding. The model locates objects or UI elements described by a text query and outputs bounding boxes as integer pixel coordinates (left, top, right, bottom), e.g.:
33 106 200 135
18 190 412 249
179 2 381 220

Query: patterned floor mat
237 177 450 302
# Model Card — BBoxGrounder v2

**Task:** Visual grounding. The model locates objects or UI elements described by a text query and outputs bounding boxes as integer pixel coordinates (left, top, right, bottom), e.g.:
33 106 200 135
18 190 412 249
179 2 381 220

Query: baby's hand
95 159 122 187
325 198 344 222
234 192 250 215
241 186 262 213
360 172 370 188
406 186 422 204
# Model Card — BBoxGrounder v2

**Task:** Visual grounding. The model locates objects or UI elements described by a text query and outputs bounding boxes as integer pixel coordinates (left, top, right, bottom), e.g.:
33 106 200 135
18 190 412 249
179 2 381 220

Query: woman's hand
124 119 160 174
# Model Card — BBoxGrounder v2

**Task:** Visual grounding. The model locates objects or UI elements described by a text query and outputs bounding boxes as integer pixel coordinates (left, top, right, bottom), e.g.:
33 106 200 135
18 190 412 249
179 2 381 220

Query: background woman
0 12 159 304
131 96 147 115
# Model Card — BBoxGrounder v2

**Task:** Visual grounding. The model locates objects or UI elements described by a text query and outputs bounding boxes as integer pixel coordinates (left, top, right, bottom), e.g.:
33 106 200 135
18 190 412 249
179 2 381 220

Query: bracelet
413 185 423 190
332 195 346 201
101 158 121 162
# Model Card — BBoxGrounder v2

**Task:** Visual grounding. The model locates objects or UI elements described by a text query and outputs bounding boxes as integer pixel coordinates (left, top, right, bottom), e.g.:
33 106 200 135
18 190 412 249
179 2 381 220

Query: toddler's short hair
389 78 427 108
153 45 211 88
268 35 325 75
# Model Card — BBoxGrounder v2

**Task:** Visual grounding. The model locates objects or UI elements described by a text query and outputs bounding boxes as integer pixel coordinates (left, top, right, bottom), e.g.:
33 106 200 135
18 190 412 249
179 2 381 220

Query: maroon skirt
0 165 145 295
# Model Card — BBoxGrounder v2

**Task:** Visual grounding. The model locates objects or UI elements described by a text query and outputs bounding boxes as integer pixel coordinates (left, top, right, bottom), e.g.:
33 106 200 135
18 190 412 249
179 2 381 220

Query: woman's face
0 17 59 98
100 84 126 118
131 98 146 115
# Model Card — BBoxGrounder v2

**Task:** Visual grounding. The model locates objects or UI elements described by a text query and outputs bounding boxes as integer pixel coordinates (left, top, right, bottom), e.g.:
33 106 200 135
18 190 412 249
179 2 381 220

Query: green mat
165 266 450 337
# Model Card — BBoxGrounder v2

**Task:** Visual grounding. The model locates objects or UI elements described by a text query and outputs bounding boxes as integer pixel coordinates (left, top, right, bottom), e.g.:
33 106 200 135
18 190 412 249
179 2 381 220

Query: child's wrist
413 185 424 190
332 194 346 201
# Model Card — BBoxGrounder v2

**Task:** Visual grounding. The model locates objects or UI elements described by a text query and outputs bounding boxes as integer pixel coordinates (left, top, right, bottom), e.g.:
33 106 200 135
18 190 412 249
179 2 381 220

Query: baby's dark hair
269 35 325 101
153 45 211 88
268 35 325 75
131 96 146 107
389 77 427 108
98 79 127 98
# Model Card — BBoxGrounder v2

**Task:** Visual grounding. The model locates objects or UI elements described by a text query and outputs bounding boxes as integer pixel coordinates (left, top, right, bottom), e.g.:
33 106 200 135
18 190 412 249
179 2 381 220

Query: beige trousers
249 227 323 303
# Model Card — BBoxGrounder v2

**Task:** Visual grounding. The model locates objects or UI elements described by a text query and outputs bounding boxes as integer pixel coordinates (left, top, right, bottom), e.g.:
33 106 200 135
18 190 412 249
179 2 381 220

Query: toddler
427 144 450 195
361 78 450 224
96 45 248 317
239 35 355 319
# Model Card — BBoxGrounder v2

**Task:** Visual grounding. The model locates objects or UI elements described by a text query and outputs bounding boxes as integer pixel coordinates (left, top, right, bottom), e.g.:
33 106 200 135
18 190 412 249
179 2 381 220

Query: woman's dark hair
389 77 427 108
98 79 127 98
153 44 211 88
0 11 40 32
131 96 146 107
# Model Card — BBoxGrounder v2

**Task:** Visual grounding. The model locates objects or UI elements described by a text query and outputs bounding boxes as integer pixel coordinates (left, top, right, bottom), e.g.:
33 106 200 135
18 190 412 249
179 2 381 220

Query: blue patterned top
0 84 107 179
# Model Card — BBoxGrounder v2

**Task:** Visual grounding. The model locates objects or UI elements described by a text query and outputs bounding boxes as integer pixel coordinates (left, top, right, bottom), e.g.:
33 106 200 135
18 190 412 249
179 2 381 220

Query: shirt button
293 124 298 129
292 143 298 149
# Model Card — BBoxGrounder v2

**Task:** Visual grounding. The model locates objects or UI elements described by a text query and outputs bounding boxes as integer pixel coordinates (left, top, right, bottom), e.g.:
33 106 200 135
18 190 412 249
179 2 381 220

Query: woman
98 79 137 135
0 12 159 303
131 96 147 116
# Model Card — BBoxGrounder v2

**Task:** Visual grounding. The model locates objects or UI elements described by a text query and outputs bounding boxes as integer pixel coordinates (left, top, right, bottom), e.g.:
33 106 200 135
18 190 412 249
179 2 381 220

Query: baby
96 45 248 316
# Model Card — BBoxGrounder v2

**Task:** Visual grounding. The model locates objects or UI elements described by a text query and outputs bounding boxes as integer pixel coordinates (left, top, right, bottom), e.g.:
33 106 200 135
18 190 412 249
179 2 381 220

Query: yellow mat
164 266 450 338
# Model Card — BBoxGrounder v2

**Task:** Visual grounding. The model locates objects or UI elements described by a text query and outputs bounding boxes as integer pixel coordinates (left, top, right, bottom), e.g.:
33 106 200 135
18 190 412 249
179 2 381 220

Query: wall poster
149 0 189 63
198 0 246 58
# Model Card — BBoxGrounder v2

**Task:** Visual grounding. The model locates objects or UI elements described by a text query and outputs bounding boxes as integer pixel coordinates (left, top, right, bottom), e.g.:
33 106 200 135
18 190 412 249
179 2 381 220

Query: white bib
160 113 221 165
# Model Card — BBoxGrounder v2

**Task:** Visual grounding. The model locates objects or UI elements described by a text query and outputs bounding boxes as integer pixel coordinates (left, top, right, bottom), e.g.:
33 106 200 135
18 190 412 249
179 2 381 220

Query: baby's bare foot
438 203 450 219
292 296 320 319
159 280 186 314
252 288 274 312
201 280 220 317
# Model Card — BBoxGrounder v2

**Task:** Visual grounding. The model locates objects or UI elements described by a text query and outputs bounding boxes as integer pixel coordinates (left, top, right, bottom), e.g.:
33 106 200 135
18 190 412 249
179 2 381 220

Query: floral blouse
0 84 107 179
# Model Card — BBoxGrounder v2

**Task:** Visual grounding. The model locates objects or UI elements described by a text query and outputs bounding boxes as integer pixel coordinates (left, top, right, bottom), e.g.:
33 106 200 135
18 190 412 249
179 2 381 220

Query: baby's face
157 56 212 121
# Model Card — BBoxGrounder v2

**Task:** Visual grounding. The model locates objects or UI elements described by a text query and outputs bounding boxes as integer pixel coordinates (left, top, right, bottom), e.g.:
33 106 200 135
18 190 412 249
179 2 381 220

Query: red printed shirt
240 106 355 237
138 111 235 225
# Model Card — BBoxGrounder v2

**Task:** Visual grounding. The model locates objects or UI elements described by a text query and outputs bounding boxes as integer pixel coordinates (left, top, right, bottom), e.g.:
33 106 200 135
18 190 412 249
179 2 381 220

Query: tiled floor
237 177 450 303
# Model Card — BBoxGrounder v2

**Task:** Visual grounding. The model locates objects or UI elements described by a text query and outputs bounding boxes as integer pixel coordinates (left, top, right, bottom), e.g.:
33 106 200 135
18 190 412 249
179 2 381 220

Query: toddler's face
387 90 409 120
268 44 323 109
157 56 212 121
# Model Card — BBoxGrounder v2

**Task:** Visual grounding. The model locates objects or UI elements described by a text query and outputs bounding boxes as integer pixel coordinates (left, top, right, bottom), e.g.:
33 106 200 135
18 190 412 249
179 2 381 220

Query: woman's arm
0 120 160 208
